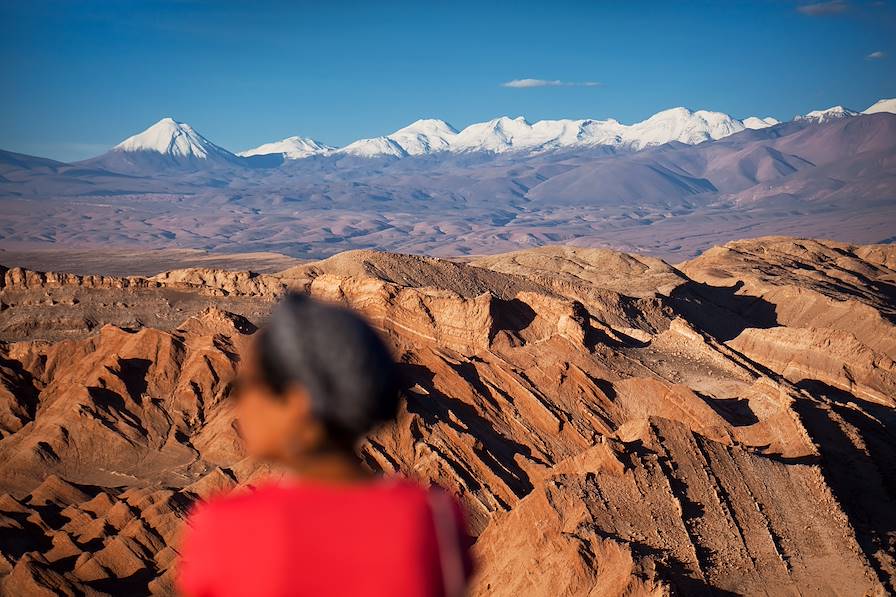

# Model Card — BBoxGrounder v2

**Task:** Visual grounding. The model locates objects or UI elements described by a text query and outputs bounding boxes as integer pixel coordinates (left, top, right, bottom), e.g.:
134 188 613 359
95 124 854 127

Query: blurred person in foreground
177 293 473 597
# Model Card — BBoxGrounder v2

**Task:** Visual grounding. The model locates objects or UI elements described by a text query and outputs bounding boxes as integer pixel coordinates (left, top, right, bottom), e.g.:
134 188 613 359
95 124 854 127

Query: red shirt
177 479 472 597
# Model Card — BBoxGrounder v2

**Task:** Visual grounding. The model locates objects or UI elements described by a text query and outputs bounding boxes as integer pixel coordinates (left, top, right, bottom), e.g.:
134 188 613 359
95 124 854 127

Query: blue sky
2 0 895 161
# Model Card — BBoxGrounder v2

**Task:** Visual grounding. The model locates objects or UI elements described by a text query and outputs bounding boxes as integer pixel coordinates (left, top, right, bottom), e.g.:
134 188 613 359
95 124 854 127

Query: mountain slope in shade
0 149 66 174
864 98 896 115
238 136 335 159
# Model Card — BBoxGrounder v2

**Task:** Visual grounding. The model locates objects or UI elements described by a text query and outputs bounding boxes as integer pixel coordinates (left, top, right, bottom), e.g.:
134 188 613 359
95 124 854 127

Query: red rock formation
0 237 893 595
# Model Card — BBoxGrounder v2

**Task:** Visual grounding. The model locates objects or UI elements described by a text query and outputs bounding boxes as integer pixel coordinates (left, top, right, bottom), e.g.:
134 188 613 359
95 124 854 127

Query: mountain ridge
1 112 893 263
52 97 896 165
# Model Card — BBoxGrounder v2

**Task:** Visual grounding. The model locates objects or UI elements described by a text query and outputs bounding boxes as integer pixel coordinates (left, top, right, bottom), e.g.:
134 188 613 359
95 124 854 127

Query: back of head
256 293 400 445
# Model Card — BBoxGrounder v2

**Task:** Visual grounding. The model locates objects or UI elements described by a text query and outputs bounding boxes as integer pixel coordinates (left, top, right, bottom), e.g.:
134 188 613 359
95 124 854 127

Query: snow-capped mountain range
265 108 780 159
99 98 896 165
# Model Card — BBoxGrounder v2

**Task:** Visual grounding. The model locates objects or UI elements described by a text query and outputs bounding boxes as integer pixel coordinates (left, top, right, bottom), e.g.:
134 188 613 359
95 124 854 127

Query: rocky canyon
0 236 894 595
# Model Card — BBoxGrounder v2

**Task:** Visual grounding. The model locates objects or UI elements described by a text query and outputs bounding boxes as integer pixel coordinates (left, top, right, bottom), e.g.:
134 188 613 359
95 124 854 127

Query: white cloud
501 79 600 89
796 1 849 15
866 50 887 60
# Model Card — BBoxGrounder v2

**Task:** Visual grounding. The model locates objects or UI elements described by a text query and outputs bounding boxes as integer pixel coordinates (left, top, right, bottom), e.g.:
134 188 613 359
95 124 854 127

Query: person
177 293 473 597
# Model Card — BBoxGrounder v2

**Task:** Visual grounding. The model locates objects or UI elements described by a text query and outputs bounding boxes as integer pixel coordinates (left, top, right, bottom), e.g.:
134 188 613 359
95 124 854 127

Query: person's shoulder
187 482 283 523
179 486 281 595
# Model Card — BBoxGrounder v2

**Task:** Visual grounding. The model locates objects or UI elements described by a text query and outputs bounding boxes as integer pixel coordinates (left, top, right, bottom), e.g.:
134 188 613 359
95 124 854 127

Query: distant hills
0 99 893 261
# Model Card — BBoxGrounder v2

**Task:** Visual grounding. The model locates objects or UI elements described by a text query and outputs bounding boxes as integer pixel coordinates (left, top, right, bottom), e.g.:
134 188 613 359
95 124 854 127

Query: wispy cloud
866 50 887 60
796 1 850 15
501 79 600 89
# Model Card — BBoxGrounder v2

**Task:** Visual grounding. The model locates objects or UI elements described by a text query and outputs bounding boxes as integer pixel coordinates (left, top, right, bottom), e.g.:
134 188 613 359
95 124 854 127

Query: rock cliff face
0 237 894 595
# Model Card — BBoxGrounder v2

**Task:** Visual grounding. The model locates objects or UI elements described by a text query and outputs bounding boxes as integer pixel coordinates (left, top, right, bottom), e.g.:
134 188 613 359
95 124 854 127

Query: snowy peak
452 116 539 152
794 106 859 123
863 98 896 115
624 108 745 147
336 136 408 158
387 119 458 155
392 118 458 137
338 119 460 157
742 116 780 130
113 117 233 160
238 136 334 159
